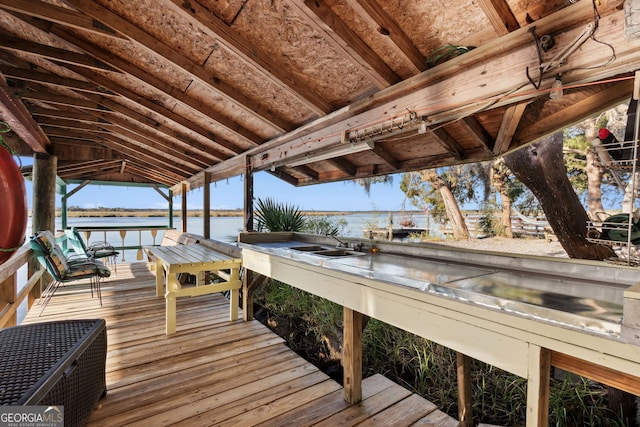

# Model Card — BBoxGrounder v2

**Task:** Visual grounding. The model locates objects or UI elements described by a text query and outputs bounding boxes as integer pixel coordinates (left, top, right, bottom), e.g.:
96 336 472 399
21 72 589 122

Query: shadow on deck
22 263 457 426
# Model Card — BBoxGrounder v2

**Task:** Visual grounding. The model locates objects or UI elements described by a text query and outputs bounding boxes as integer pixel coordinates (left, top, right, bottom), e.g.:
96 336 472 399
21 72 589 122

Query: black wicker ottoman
0 319 107 427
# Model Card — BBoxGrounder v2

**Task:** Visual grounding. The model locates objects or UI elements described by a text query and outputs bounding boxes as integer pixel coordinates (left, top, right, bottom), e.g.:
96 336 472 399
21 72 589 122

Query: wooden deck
22 263 458 426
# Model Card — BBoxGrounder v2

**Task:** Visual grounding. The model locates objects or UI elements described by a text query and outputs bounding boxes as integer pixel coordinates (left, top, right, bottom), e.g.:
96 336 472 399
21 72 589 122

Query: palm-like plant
255 197 306 232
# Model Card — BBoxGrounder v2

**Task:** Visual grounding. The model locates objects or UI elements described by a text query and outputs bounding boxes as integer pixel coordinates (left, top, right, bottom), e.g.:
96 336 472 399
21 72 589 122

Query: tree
490 159 514 238
504 132 614 260
400 167 478 240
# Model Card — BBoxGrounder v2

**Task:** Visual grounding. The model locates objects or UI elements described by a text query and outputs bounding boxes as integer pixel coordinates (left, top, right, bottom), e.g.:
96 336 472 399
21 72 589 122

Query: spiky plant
255 197 306 232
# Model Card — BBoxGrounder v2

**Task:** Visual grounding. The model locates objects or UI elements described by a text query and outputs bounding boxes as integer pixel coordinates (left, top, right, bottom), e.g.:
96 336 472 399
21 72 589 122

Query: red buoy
0 144 27 265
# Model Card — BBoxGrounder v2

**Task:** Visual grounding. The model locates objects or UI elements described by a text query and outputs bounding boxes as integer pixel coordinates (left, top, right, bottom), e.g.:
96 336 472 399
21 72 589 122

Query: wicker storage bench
0 319 107 426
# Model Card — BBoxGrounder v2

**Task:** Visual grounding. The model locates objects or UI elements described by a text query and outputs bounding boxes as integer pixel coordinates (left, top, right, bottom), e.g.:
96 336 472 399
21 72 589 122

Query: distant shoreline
49 209 420 218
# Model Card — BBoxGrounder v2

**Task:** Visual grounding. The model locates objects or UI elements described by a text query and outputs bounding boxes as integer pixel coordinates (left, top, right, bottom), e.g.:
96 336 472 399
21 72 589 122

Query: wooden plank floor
22 263 458 426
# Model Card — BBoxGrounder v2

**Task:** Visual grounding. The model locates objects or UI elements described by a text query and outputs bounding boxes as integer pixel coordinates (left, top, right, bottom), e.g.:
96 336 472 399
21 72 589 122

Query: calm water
30 212 436 260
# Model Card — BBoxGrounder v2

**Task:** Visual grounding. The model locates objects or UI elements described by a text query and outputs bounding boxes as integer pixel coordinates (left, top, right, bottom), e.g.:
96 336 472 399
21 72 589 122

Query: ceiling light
286 141 375 167
550 74 563 99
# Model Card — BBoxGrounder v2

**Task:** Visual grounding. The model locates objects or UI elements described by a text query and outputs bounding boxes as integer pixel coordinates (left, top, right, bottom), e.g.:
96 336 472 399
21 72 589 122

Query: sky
21 158 412 211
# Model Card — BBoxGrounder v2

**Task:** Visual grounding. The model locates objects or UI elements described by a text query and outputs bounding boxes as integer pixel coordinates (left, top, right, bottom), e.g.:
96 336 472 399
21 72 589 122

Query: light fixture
286 141 375 167
549 74 563 99
343 112 427 145
418 120 427 134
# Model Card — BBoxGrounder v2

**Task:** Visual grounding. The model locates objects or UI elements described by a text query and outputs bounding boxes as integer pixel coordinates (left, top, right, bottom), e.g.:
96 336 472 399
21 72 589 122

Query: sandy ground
429 236 568 258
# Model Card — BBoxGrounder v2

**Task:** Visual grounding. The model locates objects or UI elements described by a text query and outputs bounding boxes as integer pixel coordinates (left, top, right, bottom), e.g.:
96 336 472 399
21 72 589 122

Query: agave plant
255 197 306 232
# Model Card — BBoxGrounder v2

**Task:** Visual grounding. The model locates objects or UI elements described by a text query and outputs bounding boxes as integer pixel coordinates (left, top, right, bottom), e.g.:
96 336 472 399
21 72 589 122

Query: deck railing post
343 307 363 404
0 273 17 327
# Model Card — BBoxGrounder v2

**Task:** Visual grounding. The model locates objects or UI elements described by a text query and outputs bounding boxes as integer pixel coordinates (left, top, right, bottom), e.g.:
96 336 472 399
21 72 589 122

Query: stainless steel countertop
241 241 625 338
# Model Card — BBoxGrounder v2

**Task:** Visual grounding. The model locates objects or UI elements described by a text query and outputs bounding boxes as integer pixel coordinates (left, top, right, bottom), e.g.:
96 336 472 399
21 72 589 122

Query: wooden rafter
0 71 49 152
166 0 331 116
352 0 425 74
512 80 635 148
476 0 520 35
494 102 528 156
62 0 291 132
371 144 400 170
428 127 464 161
0 0 123 39
460 116 494 154
298 0 399 88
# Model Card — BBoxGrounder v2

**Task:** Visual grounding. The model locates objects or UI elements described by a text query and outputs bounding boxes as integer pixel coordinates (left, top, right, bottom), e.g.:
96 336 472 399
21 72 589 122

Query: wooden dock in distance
21 262 457 426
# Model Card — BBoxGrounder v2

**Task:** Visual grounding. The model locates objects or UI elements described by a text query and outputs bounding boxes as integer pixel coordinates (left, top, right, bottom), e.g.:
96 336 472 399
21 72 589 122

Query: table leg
166 273 179 335
166 295 176 335
155 260 163 297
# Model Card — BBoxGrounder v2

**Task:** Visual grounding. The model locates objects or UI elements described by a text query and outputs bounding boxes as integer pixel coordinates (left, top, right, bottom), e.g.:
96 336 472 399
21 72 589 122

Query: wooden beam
1 65 112 95
343 307 363 404
353 0 425 74
428 127 465 160
244 157 254 232
551 350 640 396
0 0 122 39
513 80 634 148
457 352 474 427
203 173 210 239
327 157 357 176
292 165 319 181
371 144 400 169
0 72 49 153
477 0 520 35
242 1 624 174
527 345 551 427
50 30 259 151
63 0 291 133
0 35 116 72
98 133 192 181
167 0 331 116
494 102 528 155
298 0 399 88
460 116 494 154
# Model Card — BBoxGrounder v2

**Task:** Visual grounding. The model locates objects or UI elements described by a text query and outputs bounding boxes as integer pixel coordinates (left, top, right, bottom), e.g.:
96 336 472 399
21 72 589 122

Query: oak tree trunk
504 132 614 260
491 159 513 238
422 170 470 240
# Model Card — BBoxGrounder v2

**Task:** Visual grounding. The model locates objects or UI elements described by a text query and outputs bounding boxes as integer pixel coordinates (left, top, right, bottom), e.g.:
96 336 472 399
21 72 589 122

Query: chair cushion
65 260 110 279
31 231 70 280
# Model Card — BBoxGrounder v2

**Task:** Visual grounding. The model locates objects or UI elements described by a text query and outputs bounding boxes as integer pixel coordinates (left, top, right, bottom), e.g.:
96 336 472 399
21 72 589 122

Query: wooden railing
72 226 173 262
0 243 44 328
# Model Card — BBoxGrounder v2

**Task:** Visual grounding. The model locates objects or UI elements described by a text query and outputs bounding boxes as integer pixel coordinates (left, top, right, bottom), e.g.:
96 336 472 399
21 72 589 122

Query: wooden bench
145 230 199 262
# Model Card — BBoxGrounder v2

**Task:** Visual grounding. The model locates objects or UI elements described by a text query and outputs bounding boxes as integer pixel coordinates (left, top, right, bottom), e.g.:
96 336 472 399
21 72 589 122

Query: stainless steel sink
287 245 364 257
289 245 325 252
312 249 364 257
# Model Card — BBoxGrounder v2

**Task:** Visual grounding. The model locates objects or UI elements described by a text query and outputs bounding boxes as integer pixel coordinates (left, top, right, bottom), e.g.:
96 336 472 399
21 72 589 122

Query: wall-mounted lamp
549 74 563 99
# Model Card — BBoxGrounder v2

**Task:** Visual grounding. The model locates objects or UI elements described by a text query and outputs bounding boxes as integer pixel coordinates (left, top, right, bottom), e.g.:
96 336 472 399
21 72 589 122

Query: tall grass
254 281 631 426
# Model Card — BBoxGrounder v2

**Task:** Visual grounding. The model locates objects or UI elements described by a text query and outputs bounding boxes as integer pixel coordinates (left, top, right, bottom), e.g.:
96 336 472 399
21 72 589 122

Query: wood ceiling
0 0 638 195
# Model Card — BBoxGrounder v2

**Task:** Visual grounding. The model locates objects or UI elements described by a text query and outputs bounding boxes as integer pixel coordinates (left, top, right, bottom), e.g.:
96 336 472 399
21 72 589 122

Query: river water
59 212 433 243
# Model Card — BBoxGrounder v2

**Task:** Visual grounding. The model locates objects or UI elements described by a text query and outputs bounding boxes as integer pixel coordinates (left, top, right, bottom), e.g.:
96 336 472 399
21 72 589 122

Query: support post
242 269 254 321
203 173 211 239
343 307 363 403
168 189 174 229
244 157 254 232
526 344 550 427
457 352 474 427
31 153 57 234
181 183 187 233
